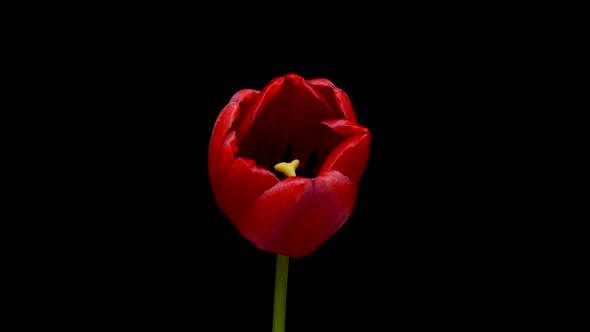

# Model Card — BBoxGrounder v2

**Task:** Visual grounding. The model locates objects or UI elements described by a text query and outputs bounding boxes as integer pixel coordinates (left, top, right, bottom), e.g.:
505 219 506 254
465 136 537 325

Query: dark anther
301 149 319 178
281 144 293 162
264 146 280 170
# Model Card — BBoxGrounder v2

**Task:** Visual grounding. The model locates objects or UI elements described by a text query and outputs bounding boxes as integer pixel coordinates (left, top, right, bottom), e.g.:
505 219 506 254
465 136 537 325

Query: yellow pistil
274 159 300 177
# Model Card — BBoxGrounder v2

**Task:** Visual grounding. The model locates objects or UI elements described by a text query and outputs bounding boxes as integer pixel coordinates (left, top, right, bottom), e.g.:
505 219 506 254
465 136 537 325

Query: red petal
212 131 238 211
240 74 340 133
235 170 357 258
209 104 239 204
220 156 279 224
213 131 278 215
228 89 260 142
319 132 371 184
229 89 258 104
208 90 259 204
307 78 358 123
321 119 369 137
236 74 344 167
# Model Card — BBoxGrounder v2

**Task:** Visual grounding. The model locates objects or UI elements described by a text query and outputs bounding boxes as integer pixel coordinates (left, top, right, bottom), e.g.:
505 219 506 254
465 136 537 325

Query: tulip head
208 74 370 258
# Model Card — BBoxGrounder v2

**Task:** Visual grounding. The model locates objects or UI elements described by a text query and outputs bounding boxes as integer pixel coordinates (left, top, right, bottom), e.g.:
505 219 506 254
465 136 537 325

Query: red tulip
208 73 370 258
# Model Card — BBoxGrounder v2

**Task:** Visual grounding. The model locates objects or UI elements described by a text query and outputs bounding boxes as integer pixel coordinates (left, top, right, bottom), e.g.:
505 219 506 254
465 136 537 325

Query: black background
2 5 589 332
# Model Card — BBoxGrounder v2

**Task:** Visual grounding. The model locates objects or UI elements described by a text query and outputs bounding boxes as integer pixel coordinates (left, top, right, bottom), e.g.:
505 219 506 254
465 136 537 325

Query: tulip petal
220 156 279 224
319 132 371 184
236 170 357 258
307 78 358 123
229 89 259 104
239 74 340 133
236 74 345 168
212 131 238 211
321 119 369 137
213 131 278 215
209 89 259 203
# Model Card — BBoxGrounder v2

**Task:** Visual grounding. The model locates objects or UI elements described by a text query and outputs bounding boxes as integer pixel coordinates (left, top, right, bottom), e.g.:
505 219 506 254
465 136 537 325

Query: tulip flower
208 73 370 331
209 73 370 257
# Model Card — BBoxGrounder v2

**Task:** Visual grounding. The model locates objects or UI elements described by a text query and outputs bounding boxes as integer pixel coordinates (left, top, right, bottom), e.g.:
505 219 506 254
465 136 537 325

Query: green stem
272 254 289 332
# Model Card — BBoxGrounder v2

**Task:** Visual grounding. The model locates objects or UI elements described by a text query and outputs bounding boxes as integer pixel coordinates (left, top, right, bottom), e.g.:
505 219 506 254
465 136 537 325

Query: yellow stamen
274 159 300 177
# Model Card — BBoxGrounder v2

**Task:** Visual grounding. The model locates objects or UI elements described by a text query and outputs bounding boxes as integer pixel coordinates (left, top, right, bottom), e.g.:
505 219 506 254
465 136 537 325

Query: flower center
274 159 299 177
